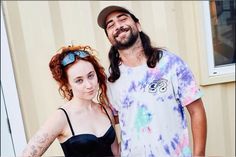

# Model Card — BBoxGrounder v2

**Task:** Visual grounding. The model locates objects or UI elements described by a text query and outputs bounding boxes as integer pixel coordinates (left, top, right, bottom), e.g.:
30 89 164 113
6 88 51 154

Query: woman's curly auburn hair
49 45 109 107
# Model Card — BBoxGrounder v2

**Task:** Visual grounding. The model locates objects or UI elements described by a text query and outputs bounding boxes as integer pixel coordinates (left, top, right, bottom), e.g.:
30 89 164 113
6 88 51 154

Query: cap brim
97 6 130 29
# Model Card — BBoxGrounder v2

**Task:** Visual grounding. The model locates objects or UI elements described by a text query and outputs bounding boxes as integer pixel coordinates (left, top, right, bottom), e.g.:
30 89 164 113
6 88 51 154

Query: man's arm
186 98 207 156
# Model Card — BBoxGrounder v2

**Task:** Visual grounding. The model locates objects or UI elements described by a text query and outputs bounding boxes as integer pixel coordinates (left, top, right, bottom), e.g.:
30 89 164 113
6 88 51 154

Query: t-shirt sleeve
175 56 203 107
107 82 119 116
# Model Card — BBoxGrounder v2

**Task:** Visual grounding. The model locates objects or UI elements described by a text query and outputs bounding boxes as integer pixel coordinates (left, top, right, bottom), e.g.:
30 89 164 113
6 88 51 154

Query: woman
22 45 120 157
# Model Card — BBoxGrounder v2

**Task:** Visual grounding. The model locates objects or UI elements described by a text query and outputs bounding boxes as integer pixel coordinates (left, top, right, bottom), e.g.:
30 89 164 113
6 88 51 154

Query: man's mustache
114 26 130 38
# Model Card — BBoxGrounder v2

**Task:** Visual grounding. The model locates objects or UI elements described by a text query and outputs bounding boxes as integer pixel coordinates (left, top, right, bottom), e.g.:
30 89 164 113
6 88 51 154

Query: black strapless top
59 107 116 157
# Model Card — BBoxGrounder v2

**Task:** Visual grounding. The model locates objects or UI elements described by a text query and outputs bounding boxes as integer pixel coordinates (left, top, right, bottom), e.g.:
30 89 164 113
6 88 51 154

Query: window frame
196 1 235 85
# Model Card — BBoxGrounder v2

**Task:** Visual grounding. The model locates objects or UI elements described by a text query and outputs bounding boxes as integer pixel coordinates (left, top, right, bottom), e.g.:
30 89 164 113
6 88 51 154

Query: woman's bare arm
21 110 65 157
22 131 56 157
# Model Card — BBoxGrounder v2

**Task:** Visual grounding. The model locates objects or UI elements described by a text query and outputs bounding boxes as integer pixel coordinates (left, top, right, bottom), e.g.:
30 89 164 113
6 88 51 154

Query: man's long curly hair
106 12 164 83
49 45 109 106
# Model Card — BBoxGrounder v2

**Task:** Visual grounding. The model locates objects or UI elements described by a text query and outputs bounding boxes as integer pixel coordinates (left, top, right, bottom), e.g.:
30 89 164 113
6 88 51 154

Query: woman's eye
88 73 94 79
75 79 83 83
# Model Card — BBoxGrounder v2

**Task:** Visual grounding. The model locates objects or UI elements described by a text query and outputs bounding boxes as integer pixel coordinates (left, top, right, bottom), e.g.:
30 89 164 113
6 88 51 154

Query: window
207 0 235 76
210 0 235 68
199 1 235 85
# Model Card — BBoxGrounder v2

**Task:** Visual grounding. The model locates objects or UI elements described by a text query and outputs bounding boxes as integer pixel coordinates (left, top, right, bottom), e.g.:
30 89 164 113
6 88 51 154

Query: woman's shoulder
103 104 113 114
37 105 68 137
53 102 72 124
94 103 112 116
101 104 114 119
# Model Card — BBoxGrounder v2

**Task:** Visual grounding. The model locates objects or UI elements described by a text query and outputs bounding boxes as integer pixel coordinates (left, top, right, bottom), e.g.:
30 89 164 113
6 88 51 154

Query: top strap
102 105 112 124
58 108 75 136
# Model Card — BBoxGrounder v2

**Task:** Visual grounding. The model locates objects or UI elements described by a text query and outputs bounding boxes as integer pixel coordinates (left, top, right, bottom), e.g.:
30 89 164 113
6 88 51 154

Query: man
97 5 207 157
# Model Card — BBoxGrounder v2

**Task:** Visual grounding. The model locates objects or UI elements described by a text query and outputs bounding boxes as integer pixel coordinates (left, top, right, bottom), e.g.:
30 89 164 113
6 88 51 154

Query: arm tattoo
22 133 55 157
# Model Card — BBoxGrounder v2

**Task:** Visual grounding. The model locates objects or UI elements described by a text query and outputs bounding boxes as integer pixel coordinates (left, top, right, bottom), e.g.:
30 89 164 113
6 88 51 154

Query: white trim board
1 7 27 155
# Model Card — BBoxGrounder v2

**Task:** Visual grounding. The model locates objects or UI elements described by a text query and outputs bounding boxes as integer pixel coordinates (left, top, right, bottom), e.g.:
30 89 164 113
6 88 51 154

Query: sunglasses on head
61 50 90 67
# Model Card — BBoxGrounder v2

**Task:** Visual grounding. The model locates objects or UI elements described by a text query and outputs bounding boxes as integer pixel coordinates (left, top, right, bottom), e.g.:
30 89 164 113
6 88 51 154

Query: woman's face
66 59 98 101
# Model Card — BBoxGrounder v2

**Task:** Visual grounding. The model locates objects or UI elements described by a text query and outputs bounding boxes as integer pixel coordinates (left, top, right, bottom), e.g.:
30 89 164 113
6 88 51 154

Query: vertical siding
2 1 235 156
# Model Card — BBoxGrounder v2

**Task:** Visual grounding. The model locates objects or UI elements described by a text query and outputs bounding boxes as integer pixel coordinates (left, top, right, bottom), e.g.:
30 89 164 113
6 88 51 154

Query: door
1 6 27 156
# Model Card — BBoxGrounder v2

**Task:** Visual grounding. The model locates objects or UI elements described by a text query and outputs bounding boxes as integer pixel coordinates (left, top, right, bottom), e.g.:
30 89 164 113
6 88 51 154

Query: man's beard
113 26 139 50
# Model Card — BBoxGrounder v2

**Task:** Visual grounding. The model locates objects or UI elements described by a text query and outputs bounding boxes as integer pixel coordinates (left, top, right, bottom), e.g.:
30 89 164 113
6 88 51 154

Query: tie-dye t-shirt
107 50 202 157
